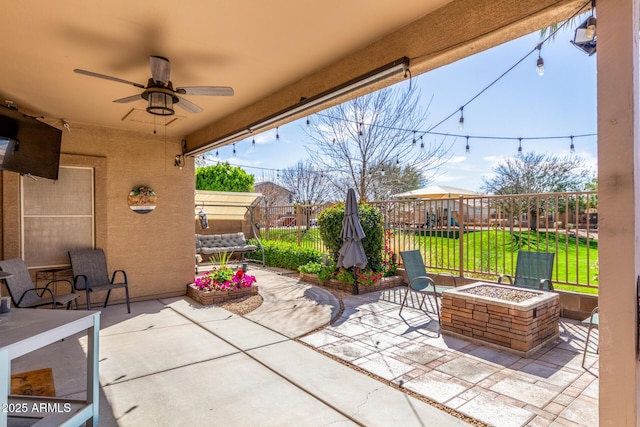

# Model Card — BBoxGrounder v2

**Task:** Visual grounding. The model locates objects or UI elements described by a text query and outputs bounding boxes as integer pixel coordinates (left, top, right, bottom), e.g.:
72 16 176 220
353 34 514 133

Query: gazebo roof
195 190 263 221
392 185 481 199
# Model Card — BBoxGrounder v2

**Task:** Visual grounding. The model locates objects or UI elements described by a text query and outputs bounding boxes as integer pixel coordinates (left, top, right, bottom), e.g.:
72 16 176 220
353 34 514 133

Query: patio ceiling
0 0 584 155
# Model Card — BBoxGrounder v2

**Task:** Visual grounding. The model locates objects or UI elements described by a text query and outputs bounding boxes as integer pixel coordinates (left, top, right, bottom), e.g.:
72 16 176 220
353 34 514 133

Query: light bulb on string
252 136 255 147
306 117 310 126
380 162 385 176
232 143 236 156
570 136 575 153
420 136 424 149
215 149 219 157
465 136 470 154
359 122 364 136
458 107 464 129
517 138 523 154
412 131 416 145
275 127 280 141
536 43 545 76
396 156 400 165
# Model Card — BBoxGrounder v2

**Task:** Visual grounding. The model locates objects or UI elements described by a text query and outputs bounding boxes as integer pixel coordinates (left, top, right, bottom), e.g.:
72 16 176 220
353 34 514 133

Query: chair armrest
539 279 554 291
18 288 56 307
436 272 458 287
497 274 513 284
408 275 436 292
73 274 89 291
111 269 128 285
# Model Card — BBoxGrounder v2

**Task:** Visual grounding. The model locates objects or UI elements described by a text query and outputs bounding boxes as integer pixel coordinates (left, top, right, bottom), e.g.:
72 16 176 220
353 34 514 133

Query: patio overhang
183 0 588 155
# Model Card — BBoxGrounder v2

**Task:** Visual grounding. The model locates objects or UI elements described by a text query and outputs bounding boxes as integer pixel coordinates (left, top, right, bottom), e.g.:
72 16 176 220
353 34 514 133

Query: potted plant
187 252 258 305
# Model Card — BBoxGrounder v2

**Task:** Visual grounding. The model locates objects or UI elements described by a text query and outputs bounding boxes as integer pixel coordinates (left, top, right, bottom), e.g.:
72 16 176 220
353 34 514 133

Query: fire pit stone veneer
440 282 560 357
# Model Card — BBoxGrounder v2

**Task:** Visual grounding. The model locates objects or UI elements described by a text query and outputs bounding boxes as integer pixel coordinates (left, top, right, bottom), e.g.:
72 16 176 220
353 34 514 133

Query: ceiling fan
74 56 234 116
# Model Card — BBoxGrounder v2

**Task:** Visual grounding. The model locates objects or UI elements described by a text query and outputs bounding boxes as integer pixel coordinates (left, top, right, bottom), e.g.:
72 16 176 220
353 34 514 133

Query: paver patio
301 286 599 427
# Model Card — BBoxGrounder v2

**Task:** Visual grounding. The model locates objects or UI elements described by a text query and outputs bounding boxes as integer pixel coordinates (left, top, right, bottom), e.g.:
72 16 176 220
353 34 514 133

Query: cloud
448 156 467 164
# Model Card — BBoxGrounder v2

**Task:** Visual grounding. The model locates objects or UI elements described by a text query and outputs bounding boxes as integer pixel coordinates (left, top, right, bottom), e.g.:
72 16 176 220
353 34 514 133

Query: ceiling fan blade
176 86 234 96
150 56 171 84
175 96 203 114
74 69 145 89
113 94 144 103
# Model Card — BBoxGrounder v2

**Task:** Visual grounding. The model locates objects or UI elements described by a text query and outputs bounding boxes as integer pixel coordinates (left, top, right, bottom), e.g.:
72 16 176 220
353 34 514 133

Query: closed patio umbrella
337 188 367 294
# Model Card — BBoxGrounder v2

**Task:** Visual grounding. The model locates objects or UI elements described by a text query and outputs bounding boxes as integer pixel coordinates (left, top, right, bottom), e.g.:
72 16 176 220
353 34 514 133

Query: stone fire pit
440 282 560 356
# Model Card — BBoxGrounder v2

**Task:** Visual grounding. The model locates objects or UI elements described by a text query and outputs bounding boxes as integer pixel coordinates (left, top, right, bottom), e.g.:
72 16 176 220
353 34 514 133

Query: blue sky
207 23 597 192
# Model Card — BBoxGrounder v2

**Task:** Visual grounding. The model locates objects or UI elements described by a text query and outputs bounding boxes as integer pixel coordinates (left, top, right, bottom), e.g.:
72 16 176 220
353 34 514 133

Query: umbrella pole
352 267 359 295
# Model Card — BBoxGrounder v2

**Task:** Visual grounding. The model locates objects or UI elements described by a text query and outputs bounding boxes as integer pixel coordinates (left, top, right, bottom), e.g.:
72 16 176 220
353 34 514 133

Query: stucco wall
1 123 195 304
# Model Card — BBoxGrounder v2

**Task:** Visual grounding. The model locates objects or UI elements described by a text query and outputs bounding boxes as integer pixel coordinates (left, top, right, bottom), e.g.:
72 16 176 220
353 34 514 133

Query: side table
36 267 73 296
0 309 100 425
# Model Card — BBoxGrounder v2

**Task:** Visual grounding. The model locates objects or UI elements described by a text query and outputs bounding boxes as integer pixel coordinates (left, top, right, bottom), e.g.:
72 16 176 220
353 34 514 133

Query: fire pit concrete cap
442 281 558 311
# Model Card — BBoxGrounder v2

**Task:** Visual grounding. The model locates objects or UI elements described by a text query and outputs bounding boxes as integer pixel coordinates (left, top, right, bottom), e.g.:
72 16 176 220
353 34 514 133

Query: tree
367 164 425 201
305 84 451 201
482 151 588 195
481 151 590 231
195 162 254 192
278 160 336 204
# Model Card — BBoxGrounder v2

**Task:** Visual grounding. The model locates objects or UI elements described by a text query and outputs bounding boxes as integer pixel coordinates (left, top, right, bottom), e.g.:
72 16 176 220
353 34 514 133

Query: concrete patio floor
10 266 598 426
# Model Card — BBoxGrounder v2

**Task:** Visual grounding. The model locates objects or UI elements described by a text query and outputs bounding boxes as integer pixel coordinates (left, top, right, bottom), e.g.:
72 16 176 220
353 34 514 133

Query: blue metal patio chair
399 250 457 323
581 306 599 368
498 251 555 291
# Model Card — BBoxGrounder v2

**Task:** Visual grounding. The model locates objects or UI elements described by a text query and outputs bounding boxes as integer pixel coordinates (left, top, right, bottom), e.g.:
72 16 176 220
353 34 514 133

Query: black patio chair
0 258 79 309
399 250 458 323
68 249 131 313
498 251 555 291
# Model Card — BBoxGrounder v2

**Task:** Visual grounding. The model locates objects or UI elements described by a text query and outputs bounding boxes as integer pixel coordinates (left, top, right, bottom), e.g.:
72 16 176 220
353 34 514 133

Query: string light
420 136 424 149
359 122 364 136
412 131 416 145
458 107 464 130
570 135 575 153
215 149 219 157
233 143 236 156
518 138 523 153
465 136 470 154
536 43 545 76
425 0 591 133
252 135 255 146
275 127 280 141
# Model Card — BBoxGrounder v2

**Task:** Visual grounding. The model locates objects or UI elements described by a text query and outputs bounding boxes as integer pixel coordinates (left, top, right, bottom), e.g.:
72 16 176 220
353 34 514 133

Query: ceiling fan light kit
141 82 179 116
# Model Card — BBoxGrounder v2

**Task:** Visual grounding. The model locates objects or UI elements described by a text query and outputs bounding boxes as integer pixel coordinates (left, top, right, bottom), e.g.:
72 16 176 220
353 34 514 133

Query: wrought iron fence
257 191 598 291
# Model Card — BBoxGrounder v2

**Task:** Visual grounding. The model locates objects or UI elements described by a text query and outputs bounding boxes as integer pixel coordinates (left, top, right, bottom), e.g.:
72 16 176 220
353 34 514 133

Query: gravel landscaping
460 284 539 302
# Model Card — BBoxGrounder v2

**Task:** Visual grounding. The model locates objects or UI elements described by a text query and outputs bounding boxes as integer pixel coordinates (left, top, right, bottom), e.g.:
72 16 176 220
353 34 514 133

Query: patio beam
597 0 640 424
184 0 585 155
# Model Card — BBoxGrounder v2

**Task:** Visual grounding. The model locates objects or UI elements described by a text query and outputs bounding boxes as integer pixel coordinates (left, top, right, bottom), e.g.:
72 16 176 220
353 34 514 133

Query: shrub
298 261 323 274
298 260 335 282
246 240 322 270
318 202 384 270
331 267 355 284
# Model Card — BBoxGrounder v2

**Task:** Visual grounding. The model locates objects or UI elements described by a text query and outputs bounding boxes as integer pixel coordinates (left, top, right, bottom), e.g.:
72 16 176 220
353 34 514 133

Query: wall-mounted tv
0 106 62 180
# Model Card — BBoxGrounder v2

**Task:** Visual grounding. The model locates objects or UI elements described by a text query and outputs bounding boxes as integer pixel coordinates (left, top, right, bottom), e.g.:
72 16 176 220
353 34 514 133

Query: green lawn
261 227 599 294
